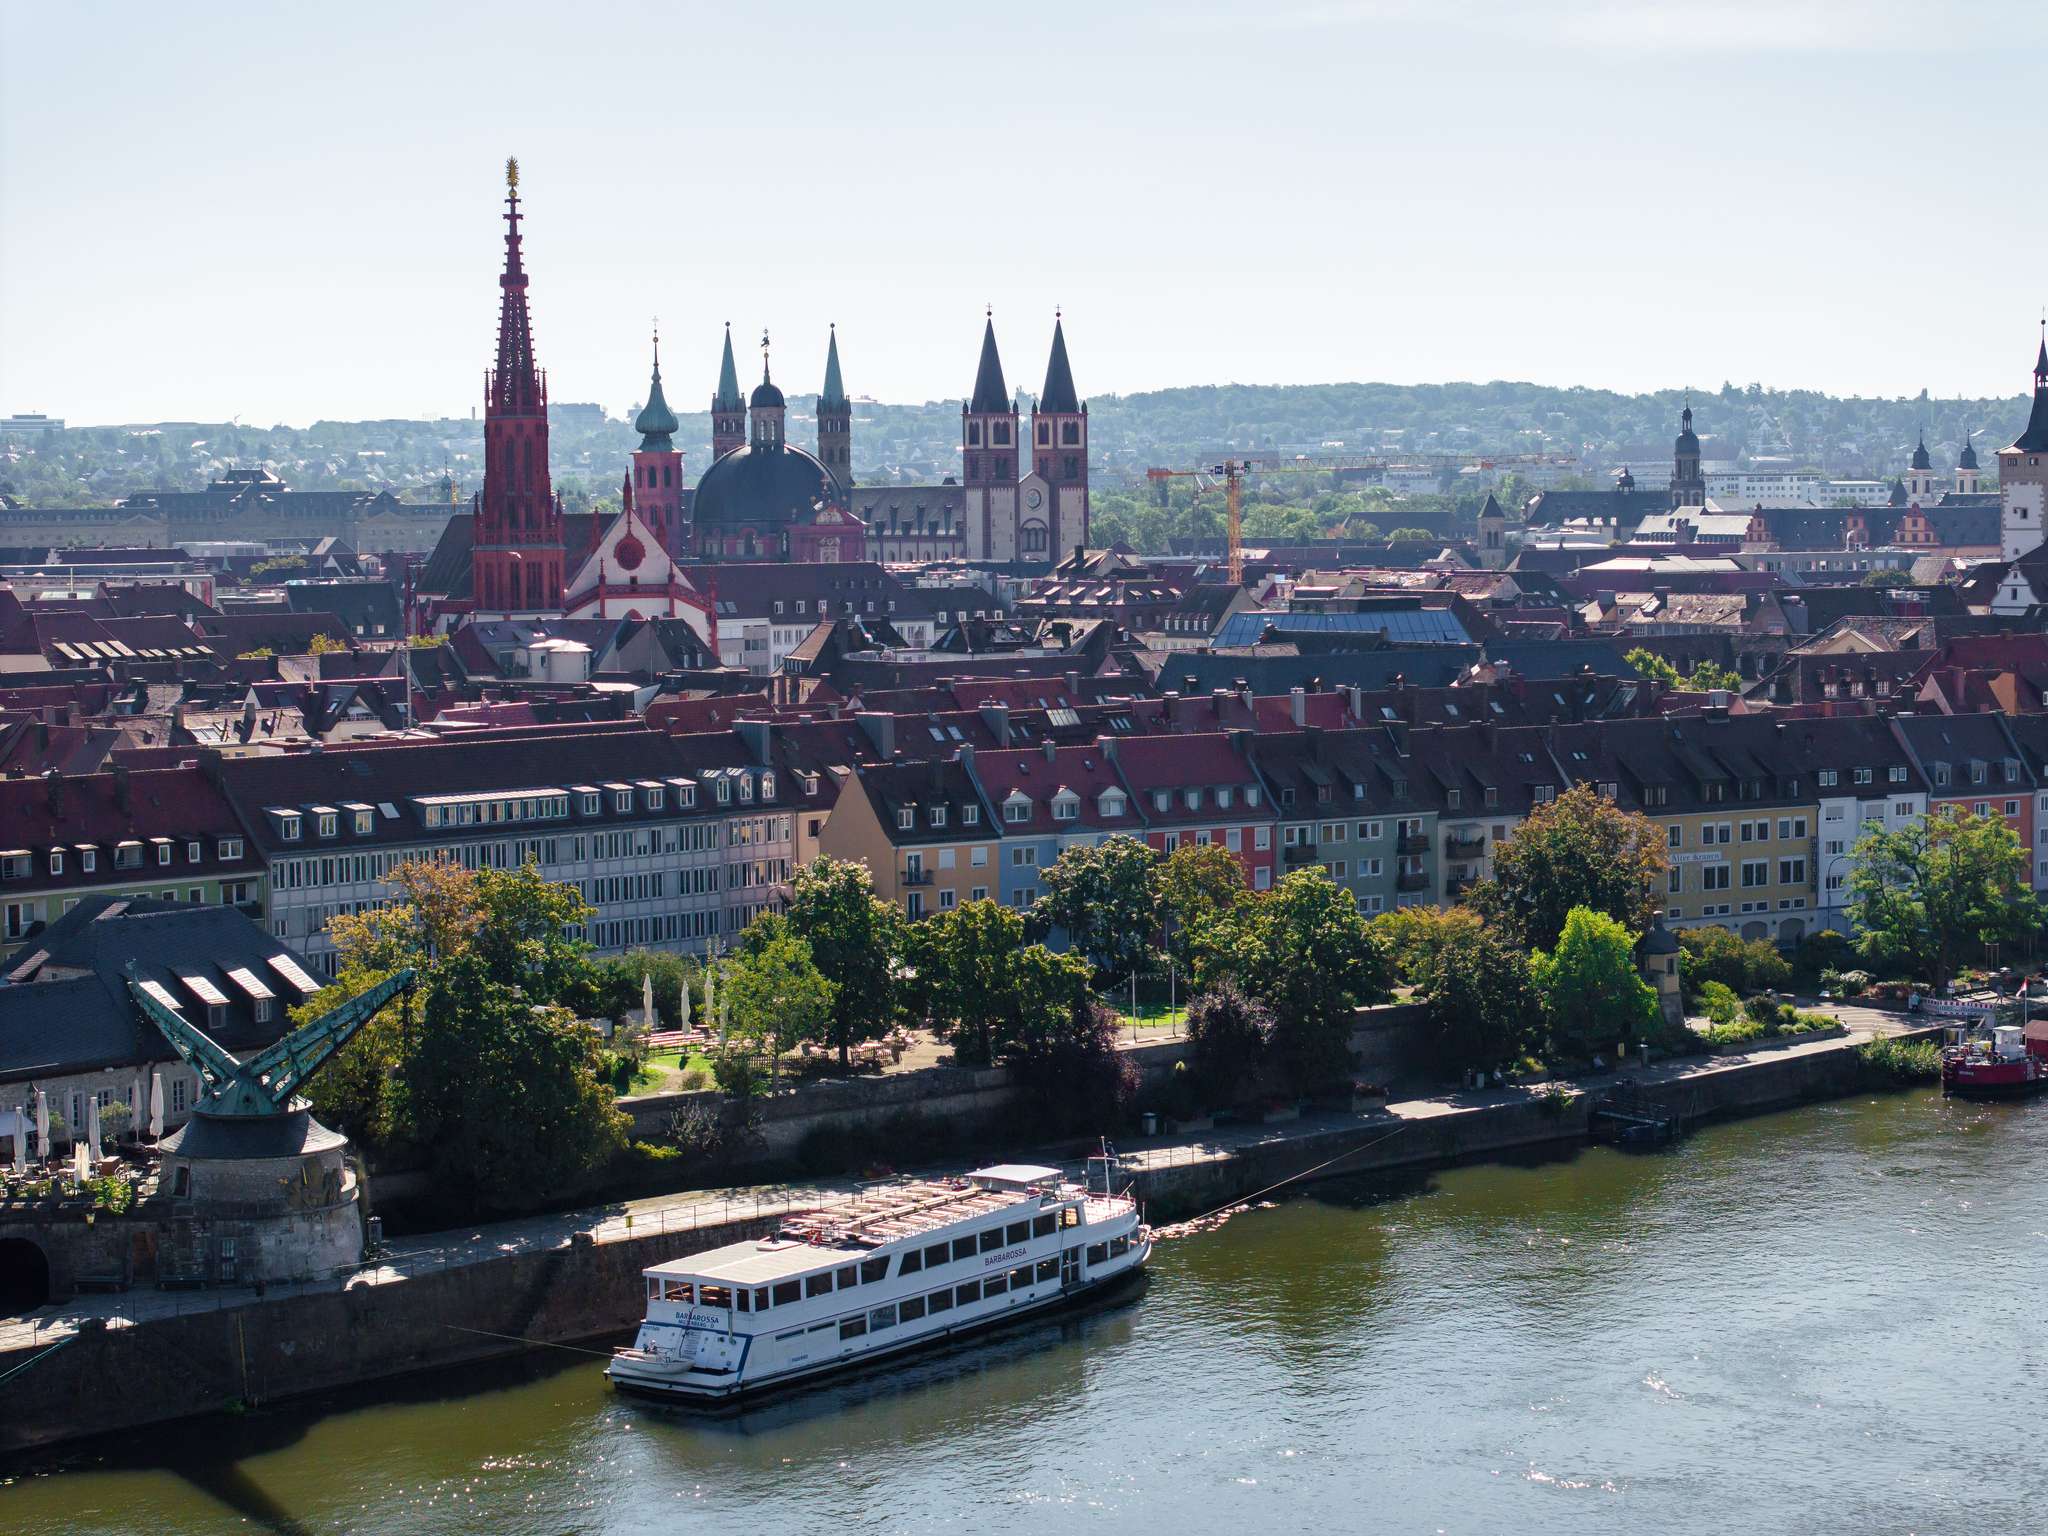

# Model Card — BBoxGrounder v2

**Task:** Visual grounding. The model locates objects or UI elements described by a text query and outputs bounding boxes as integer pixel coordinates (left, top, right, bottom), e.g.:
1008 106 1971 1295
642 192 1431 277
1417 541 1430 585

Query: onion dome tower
1957 430 1980 494
1669 401 1705 509
632 326 684 550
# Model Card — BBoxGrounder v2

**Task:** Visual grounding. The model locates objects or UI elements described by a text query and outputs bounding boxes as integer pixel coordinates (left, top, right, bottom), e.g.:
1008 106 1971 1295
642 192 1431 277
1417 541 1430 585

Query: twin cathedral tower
467 161 1087 622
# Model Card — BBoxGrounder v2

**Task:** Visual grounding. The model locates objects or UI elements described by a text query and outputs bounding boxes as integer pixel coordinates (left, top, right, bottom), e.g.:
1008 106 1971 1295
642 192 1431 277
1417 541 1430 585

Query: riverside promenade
2 1002 1926 1355
0 1003 1933 1455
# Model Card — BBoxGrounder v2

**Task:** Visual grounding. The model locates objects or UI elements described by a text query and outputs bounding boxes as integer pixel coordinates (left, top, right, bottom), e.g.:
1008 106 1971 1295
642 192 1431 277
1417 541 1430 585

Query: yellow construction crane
1145 452 1575 587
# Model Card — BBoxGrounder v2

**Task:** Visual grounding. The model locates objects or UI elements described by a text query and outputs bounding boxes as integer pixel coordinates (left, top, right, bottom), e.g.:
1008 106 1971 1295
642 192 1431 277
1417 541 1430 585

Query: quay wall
0 1027 1911 1458
0 1211 781 1459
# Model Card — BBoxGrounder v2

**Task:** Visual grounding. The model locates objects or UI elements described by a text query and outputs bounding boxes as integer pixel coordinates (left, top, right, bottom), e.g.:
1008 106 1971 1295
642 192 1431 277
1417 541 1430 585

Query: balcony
1283 842 1320 864
234 900 266 919
1444 833 1486 860
1397 833 1428 856
1446 875 1475 898
900 867 934 887
1396 868 1431 893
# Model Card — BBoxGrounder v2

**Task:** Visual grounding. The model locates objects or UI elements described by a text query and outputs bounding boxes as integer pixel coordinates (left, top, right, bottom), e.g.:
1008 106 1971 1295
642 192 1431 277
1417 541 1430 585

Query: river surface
7 1087 2043 1535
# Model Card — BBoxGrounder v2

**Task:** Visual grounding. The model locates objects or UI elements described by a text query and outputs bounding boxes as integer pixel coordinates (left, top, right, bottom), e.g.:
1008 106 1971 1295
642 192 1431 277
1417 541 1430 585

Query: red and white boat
1940 1019 2048 1099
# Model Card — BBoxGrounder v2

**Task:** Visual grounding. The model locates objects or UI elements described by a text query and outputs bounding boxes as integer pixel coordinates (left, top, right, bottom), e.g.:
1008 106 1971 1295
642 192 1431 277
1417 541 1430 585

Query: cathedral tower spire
750 330 786 451
1999 322 2048 559
474 156 564 616
818 324 852 499
1669 398 1705 509
963 308 1020 561
711 322 745 462
1030 310 1087 560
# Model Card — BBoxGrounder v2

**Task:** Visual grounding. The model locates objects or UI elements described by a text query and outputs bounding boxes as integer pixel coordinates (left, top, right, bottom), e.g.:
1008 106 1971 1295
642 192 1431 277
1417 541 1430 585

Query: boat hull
608 1259 1148 1408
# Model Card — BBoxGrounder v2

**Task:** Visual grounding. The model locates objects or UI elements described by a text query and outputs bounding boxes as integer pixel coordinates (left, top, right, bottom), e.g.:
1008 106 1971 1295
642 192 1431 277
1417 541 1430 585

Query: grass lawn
633 1048 715 1093
1113 1002 1188 1036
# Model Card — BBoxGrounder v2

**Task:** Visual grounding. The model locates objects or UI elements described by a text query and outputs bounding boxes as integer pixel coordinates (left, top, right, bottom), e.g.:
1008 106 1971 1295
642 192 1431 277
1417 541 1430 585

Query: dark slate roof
284 580 403 636
1911 433 1932 471
969 316 1010 415
848 757 995 847
1481 638 1641 679
691 443 833 528
1153 648 1481 695
713 325 744 413
0 897 304 1083
2014 379 2048 454
162 1107 346 1159
1038 318 1079 414
1524 488 1660 527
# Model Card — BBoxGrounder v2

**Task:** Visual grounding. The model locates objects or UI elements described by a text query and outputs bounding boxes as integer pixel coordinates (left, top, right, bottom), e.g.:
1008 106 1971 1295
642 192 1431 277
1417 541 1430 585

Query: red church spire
474 156 564 616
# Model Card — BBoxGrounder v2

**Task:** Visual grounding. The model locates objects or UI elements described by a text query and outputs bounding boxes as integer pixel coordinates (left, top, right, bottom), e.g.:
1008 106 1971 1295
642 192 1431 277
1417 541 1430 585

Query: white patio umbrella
642 970 655 1031
704 959 717 1043
86 1096 102 1164
34 1088 49 1164
677 969 691 1032
8 1107 24 1176
148 1072 164 1141
72 1139 89 1183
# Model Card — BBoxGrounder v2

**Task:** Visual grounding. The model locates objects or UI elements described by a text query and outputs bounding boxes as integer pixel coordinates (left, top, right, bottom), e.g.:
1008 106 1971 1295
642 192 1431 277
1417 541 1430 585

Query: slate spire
970 308 1010 414
1039 312 1079 414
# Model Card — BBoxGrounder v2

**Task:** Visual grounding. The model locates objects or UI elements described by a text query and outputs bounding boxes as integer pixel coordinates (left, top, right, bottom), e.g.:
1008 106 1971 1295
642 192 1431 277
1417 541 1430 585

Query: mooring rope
1152 1120 1415 1237
442 1324 617 1358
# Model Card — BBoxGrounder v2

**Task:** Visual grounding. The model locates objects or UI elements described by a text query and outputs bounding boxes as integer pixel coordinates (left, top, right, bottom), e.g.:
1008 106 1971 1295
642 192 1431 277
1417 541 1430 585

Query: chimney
1095 733 1117 762
1289 687 1306 727
735 717 776 762
42 768 63 817
1042 739 1057 763
111 762 130 808
978 702 1011 746
856 710 895 758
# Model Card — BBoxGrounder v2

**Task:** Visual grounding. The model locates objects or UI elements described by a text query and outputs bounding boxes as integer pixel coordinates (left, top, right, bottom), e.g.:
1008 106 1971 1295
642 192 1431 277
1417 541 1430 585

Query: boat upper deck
645 1170 1078 1287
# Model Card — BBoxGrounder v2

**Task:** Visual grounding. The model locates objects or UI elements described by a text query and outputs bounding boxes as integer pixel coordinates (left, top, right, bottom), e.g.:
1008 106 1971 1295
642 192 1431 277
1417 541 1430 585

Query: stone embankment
0 1011 1928 1459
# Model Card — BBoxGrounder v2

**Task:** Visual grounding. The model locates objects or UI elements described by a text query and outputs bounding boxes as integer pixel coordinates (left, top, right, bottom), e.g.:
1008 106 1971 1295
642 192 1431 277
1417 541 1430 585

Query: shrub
1697 980 1742 1026
678 1067 710 1092
1792 929 1857 988
1857 1037 1942 1083
1698 1014 1765 1046
1184 982 1274 1109
711 1047 766 1101
1679 927 1791 1000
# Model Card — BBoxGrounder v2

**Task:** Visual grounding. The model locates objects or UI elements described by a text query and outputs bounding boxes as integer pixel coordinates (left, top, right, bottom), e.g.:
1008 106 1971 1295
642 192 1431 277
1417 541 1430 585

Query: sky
3 0 2045 427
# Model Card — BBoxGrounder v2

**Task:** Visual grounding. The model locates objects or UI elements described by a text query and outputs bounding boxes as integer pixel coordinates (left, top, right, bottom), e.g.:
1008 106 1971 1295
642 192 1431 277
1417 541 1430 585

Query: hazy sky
4 1 2045 427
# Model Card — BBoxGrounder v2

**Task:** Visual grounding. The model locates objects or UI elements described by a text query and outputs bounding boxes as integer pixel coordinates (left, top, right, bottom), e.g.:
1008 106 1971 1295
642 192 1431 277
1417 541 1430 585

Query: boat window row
835 1256 1065 1341
650 1210 1079 1313
1084 1236 1132 1265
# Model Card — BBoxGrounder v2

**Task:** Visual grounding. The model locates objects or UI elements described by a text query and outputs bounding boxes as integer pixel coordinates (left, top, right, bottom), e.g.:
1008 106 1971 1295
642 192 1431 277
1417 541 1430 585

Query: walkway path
3 1003 1933 1354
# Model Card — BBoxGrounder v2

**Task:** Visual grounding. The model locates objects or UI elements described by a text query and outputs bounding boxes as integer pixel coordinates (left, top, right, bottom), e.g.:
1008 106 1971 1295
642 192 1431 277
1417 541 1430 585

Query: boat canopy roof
969 1164 1064 1188
644 1235 866 1287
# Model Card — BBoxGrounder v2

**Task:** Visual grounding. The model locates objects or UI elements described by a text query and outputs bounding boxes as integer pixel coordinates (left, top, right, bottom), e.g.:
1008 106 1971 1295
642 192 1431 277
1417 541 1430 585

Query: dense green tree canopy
1471 783 1669 950
785 856 905 1066
1847 807 2038 989
1031 835 1161 986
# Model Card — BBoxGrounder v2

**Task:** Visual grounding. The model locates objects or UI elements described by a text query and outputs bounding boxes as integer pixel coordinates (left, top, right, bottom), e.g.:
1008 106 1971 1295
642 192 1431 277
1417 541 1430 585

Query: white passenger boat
606 1153 1150 1404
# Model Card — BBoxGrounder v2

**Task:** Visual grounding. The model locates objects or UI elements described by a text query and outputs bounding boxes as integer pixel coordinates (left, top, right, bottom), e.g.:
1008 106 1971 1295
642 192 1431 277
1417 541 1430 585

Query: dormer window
930 806 947 828
646 786 666 810
898 807 915 831
613 789 633 813
1183 788 1201 811
580 791 601 815
1217 787 1234 809
760 772 776 799
81 847 98 872
1446 789 1462 810
963 804 979 825
317 812 337 838
1153 790 1171 812
738 775 754 802
48 850 63 876
1004 794 1031 824
716 779 731 804
1051 793 1079 822
1100 791 1125 818
217 839 239 862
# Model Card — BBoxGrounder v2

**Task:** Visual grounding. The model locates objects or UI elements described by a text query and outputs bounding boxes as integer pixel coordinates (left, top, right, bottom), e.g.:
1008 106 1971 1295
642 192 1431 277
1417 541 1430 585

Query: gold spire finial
505 156 520 191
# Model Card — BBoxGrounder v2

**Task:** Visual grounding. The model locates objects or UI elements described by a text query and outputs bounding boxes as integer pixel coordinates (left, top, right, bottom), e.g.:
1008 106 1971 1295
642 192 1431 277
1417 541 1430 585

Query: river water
7 1087 2043 1535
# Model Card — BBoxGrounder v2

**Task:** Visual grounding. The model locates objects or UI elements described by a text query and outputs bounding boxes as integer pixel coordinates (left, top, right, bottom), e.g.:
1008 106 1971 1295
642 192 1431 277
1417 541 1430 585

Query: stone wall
0 1211 779 1458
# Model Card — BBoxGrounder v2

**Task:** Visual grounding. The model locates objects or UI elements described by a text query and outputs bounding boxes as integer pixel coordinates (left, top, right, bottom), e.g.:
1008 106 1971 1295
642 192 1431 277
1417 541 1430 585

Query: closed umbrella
704 960 717 1043
642 970 655 1032
678 970 691 1032
34 1087 49 1164
148 1072 164 1141
87 1096 101 1164
73 1140 89 1184
9 1107 24 1176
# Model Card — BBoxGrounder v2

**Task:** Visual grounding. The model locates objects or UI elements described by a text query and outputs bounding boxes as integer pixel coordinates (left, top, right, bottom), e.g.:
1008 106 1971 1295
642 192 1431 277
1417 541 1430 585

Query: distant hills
3 379 2030 510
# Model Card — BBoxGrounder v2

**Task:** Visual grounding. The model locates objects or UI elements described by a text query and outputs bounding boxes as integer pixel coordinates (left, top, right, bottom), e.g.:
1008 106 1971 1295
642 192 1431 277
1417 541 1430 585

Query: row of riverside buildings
5 699 2047 973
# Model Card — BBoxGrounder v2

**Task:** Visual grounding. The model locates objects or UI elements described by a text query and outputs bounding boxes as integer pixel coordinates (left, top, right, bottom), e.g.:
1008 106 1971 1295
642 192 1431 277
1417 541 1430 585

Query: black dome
693 442 834 527
751 379 786 409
